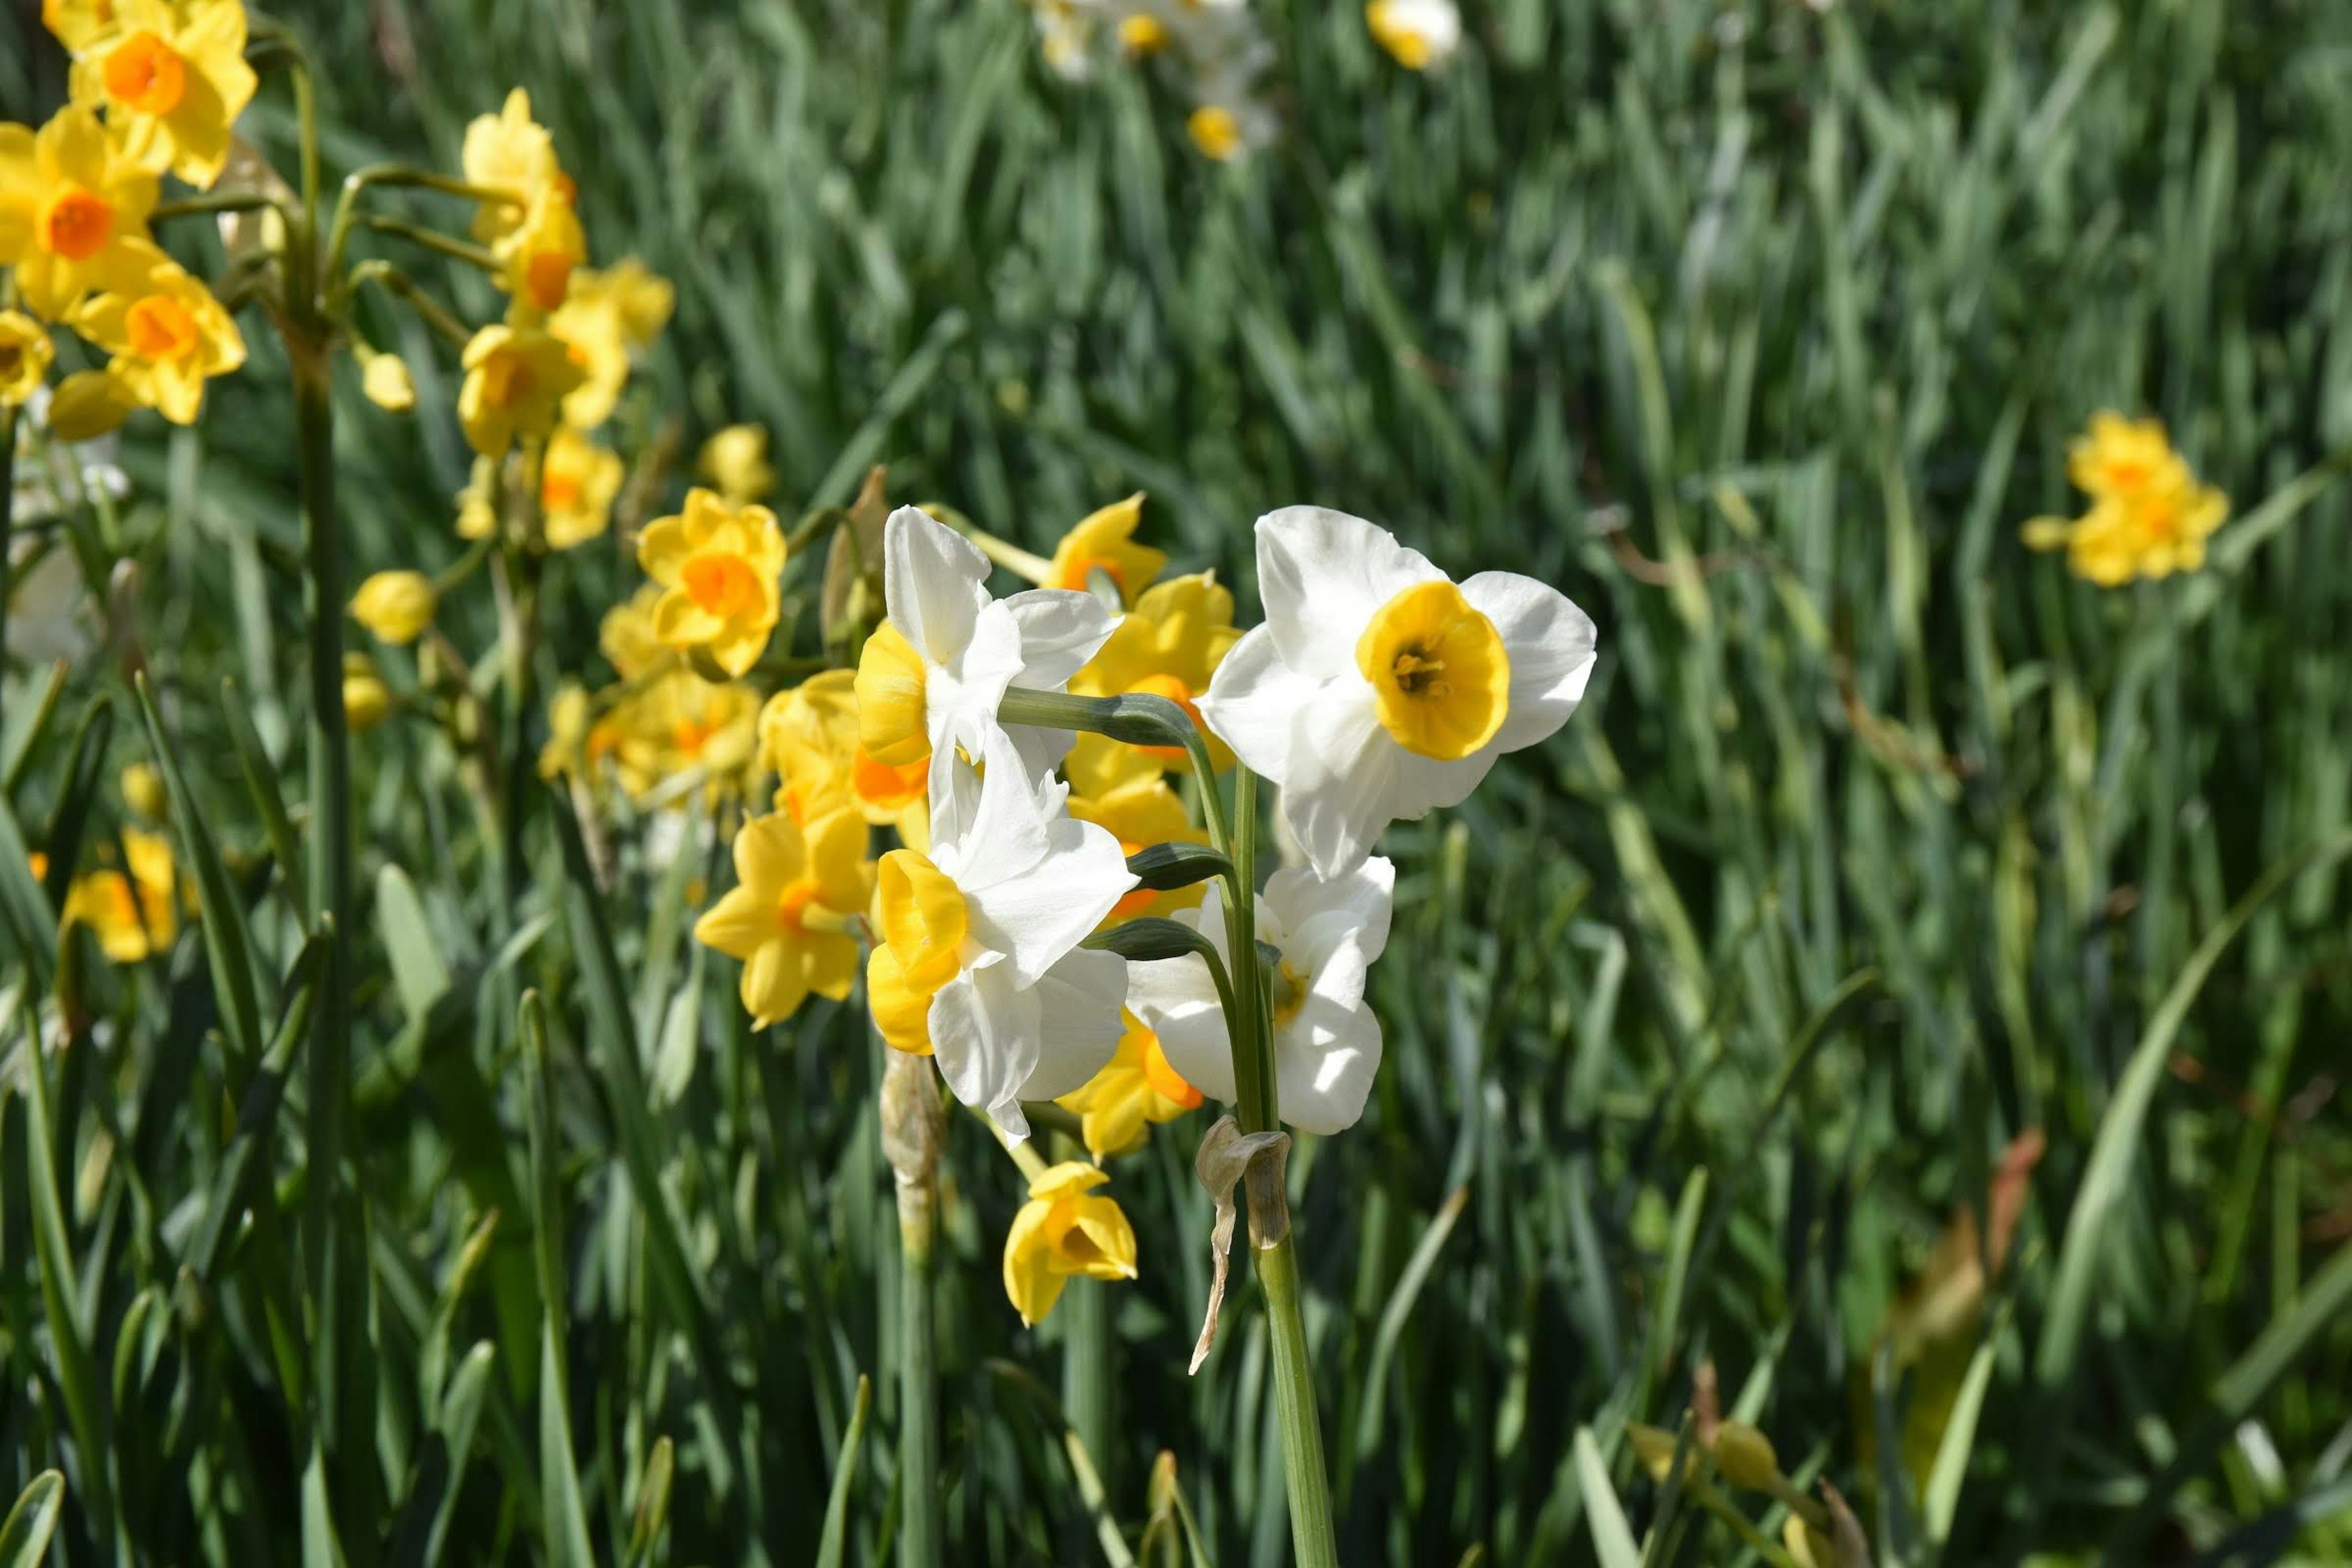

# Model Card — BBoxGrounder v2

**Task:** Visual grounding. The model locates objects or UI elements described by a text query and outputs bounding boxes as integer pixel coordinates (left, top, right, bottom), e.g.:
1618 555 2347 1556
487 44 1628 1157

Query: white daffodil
867 726 1137 1141
855 505 1118 787
1366 0 1461 70
1126 856 1394 1136
1196 506 1596 878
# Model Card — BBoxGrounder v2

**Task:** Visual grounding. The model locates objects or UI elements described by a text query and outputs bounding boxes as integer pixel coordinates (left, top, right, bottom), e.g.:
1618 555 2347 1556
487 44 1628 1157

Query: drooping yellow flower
1044 492 1164 598
349 570 436 645
497 187 586 314
461 88 562 251
758 669 930 848
1068 772 1205 927
61 827 179 962
2022 412 2230 587
457 323 584 458
609 669 759 801
47 366 137 438
549 257 673 429
698 423 775 507
1001 1163 1139 1327
0 311 53 405
637 488 786 679
598 582 676 680
66 239 245 424
0 105 160 317
693 807 873 1028
43 0 128 53
539 426 622 550
1055 1014 1203 1161
1068 570 1240 785
67 0 256 189
359 345 416 412
342 652 392 732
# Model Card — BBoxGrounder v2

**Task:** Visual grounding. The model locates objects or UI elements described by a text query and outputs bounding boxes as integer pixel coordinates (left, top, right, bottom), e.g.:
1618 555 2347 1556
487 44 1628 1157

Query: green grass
6 0 2352 1563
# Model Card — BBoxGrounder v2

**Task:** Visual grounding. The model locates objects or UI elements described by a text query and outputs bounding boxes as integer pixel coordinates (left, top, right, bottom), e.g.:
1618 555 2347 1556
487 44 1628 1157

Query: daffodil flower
1044 492 1165 597
1068 769 1207 928
853 505 1118 783
698 423 775 506
865 728 1135 1141
0 104 160 318
68 0 257 189
637 488 786 679
1056 1012 1203 1161
693 807 874 1028
1196 506 1596 878
1126 856 1394 1135
458 323 585 458
461 88 562 251
1365 0 1461 70
0 311 53 406
60 827 180 963
1001 1162 1139 1326
539 427 622 550
1068 568 1240 787
551 258 674 429
758 669 930 848
66 239 246 424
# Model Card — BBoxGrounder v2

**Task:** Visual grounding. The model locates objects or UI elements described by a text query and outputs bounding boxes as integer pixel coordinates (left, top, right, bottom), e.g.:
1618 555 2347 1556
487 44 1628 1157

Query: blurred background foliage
4 0 2352 1563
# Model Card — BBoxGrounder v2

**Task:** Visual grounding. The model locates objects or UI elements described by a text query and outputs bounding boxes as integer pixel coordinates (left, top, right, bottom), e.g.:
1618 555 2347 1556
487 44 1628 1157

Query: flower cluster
3 1 257 430
2022 412 2231 586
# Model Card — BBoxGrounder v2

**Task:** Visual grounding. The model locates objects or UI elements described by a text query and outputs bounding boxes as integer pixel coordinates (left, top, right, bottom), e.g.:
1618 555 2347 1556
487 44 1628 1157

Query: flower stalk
880 1047 948 1568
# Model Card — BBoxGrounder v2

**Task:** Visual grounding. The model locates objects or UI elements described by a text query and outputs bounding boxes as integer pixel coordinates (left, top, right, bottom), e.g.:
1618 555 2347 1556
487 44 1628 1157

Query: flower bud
342 653 391 733
50 369 137 441
119 763 167 821
350 570 437 646
360 347 417 412
1711 1421 1783 1493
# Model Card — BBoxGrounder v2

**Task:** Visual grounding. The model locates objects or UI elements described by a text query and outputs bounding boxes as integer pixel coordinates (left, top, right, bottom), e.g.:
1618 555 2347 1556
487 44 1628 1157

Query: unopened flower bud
350 570 437 646
120 763 167 820
1711 1421 1783 1493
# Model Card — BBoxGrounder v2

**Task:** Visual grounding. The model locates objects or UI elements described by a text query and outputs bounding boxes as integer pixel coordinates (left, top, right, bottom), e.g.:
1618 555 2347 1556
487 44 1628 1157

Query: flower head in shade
636 488 786 679
0 312 53 405
853 505 1117 782
1196 507 1596 878
1068 568 1240 783
693 807 874 1028
1002 1162 1139 1325
865 728 1135 1141
1127 856 1393 1135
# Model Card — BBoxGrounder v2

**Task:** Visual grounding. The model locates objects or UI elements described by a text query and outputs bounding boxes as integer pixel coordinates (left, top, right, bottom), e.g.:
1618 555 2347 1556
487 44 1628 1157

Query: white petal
1194 624 1322 785
1460 571 1598 753
1269 856 1396 981
1253 506 1442 678
1019 948 1129 1102
929 962 1041 1140
929 729 1051 886
962 805 1134 987
1126 959 1238 1106
1005 719 1076 783
928 600 1027 763
1278 690 1401 880
1005 589 1119 690
884 507 990 663
1276 994 1382 1135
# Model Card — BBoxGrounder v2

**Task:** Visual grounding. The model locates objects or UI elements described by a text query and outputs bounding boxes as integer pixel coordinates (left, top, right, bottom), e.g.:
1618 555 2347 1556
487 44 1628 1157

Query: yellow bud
342 654 392 733
361 347 417 412
50 368 137 441
1624 1423 1686 1484
120 763 168 821
1711 1421 1783 1493
350 571 437 646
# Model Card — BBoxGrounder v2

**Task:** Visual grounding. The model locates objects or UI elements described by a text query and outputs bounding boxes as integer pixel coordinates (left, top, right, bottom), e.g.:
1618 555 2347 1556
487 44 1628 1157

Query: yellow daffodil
0 311 53 405
48 366 138 438
1365 0 1461 70
1055 1014 1202 1161
67 0 255 189
0 105 160 317
758 669 930 848
119 760 166 819
539 426 622 550
2022 413 2230 586
538 682 623 783
66 239 245 424
43 0 127 53
549 257 673 429
693 807 874 1028
457 323 584 458
61 827 179 962
698 423 775 506
1044 492 1164 598
598 582 676 680
359 344 415 412
1069 570 1240 783
606 670 760 802
637 487 786 678
342 653 392 731
461 88 562 251
1002 1163 1139 1327
349 570 436 645
497 187 586 314
1068 771 1205 927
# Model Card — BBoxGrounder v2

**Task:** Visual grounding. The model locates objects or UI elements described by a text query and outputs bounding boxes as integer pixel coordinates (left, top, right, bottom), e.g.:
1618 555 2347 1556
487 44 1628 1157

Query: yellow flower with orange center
539 427 623 550
549 257 674 429
608 669 760 802
1055 1013 1203 1161
0 311 53 406
2022 412 2231 586
0 104 160 317
61 827 180 963
598 582 676 681
461 88 564 252
66 0 257 189
757 669 930 850
638 488 786 679
1043 492 1164 599
43 0 129 53
66 238 246 424
457 323 585 458
693 807 874 1028
1001 1163 1139 1327
1068 569 1241 788
497 187 586 315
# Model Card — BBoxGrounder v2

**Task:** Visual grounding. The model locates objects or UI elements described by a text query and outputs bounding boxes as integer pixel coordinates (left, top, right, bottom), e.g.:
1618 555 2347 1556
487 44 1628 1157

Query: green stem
898 1172 942 1568
1057 1131 1115 1481
355 213 502 275
323 164 521 303
1254 1238 1338 1568
151 192 297 225
347 261 472 349
1 404 15 733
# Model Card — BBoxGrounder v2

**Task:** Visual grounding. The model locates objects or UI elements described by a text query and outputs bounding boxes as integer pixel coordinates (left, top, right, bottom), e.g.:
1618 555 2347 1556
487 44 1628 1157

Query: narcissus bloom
61 827 179 962
68 0 257 188
2022 413 2230 586
853 505 1117 780
42 0 129 52
1069 569 1240 784
551 258 674 429
1365 0 1460 69
0 312 52 405
66 239 245 424
0 105 160 317
1197 507 1596 878
865 729 1134 1140
539 427 622 550
457 323 584 458
637 488 786 679
496 187 586 314
693 807 873 1028
1002 1162 1139 1326
461 89 563 251
608 670 759 802
349 570 436 645
1128 856 1394 1135
758 669 930 848
1044 493 1164 598
1056 1012 1202 1160
698 423 775 506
